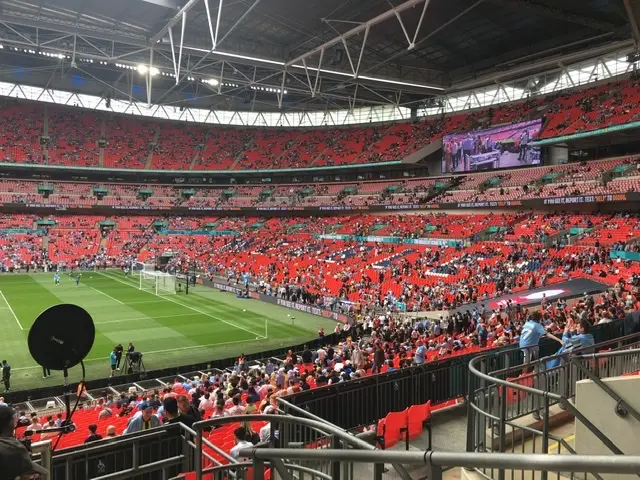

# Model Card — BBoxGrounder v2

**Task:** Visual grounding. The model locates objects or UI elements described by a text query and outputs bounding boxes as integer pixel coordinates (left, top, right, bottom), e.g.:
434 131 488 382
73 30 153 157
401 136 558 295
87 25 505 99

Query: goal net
139 271 177 296
133 262 156 276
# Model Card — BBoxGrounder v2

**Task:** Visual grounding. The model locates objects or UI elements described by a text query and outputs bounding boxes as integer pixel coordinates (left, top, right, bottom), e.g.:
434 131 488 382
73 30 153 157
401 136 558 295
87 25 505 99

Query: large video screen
441 119 542 174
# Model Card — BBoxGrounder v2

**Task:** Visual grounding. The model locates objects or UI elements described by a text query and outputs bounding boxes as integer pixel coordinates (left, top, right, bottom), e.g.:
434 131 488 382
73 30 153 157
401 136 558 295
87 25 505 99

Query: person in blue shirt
414 340 427 365
109 349 117 378
519 311 562 368
547 319 595 369
54 272 60 285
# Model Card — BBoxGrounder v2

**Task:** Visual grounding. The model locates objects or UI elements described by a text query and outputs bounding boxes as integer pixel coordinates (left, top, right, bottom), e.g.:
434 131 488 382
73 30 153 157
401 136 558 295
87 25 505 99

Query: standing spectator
123 402 161 434
2 360 10 392
519 311 561 368
109 349 117 378
114 344 124 370
414 340 427 365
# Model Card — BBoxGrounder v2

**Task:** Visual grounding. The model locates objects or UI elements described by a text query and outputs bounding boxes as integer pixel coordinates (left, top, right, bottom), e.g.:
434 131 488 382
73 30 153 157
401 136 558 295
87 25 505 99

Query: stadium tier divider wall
1 192 639 218
282 317 632 430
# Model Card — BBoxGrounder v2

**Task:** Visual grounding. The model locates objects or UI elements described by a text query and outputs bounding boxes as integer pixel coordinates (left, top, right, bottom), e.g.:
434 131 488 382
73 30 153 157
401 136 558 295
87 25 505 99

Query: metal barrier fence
467 334 640 480
186 448 640 480
35 419 243 480
189 414 412 480
285 319 628 430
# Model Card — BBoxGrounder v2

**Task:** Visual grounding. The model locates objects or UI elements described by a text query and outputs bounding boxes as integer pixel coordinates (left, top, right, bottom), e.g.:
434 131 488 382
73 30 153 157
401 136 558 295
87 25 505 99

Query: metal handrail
191 413 413 480
469 339 640 398
239 448 640 474
485 330 640 379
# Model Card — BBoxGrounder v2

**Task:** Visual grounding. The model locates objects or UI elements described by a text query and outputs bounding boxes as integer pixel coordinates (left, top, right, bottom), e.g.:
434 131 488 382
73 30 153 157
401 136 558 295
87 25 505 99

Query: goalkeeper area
0 270 334 391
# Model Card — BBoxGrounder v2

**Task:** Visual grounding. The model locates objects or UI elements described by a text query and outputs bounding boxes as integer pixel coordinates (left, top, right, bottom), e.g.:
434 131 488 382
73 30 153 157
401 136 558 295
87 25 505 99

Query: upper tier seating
0 78 637 171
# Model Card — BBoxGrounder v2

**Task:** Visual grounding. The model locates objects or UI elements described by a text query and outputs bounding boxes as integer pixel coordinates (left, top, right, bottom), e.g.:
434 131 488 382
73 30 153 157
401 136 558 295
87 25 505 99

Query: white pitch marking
0 291 24 330
98 272 266 339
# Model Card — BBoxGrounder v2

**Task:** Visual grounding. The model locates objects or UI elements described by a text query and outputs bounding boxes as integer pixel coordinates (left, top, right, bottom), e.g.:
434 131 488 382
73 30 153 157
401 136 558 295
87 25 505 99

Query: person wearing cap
0 405 48 479
122 402 160 434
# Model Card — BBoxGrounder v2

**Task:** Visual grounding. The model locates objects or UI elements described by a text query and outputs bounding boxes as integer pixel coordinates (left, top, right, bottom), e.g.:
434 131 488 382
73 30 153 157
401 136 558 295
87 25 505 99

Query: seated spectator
230 427 253 460
84 424 103 443
26 414 42 433
163 397 195 429
105 425 117 438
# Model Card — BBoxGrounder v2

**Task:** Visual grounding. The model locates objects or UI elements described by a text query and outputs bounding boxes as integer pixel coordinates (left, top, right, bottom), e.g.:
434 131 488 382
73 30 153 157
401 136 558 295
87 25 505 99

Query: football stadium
1 0 640 478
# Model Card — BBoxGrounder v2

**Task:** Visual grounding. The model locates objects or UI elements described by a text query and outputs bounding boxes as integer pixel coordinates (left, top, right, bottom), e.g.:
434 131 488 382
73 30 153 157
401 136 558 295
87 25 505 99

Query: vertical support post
253 459 265 480
541 394 550 480
330 434 341 480
196 428 203 480
373 463 384 480
466 364 475 452
498 384 507 480
71 34 77 65
147 47 154 106
426 464 443 480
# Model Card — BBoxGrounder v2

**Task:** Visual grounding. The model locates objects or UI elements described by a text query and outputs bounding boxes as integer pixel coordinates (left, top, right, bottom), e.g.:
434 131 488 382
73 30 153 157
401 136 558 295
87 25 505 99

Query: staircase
308 147 329 167
98 119 106 168
42 105 49 165
189 132 208 170
228 139 255 170
145 129 161 169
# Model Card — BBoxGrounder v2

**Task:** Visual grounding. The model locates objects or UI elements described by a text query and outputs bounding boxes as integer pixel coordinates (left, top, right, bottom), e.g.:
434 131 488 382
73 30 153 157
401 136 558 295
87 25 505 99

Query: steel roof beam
285 0 428 68
149 0 201 45
623 0 640 46
139 0 182 8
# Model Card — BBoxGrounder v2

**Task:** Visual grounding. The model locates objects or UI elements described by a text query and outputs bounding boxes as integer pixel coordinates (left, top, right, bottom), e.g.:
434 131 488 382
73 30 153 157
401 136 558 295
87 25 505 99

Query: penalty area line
98 271 267 340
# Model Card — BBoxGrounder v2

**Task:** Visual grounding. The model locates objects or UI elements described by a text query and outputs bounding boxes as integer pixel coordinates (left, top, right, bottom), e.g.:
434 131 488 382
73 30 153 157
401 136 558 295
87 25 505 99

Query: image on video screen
441 119 542 173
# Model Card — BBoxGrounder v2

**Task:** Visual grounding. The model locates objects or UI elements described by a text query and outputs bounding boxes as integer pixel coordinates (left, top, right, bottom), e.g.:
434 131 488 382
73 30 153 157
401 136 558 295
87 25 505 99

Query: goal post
139 270 177 296
133 261 155 276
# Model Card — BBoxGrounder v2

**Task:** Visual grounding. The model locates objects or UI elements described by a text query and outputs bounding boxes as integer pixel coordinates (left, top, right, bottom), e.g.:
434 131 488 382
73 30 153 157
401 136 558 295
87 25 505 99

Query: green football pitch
0 271 334 392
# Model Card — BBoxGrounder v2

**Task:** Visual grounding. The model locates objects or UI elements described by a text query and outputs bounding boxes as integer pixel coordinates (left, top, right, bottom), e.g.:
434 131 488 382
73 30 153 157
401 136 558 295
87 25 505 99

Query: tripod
121 352 146 375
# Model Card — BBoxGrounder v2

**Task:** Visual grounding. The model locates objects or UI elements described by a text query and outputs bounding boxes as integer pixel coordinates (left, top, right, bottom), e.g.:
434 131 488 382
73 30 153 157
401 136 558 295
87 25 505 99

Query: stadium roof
0 0 636 111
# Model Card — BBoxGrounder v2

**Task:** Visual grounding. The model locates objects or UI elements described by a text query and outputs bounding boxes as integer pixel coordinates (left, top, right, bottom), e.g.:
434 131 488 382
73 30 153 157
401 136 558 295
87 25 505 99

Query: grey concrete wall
575 375 640 480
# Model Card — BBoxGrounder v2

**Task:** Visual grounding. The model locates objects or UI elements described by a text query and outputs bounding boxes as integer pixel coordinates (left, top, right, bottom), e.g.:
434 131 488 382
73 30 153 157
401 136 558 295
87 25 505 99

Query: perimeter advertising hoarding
206 280 349 323
441 119 543 173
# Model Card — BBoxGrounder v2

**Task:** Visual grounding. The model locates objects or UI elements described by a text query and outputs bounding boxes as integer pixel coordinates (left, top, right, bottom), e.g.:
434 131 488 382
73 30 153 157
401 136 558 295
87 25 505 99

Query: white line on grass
0 291 24 331
10 337 262 372
98 272 266 339
94 312 203 325
87 285 124 305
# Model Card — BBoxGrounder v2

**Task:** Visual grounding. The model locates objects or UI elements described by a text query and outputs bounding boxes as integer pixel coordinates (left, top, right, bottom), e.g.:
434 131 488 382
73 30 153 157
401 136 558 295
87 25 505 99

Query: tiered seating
151 124 206 170
541 79 640 139
103 116 155 169
47 108 101 167
0 100 44 164
48 229 101 263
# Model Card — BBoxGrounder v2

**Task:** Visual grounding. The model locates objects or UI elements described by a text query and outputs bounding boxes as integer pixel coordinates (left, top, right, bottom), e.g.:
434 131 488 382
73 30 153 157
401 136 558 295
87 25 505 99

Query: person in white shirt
230 427 253 460
26 415 42 433
228 396 245 416
199 393 214 411
210 402 228 419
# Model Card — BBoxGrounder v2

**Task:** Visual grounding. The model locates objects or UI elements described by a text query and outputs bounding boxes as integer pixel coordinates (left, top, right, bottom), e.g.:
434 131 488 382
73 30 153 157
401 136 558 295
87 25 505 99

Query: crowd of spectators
1 78 640 170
